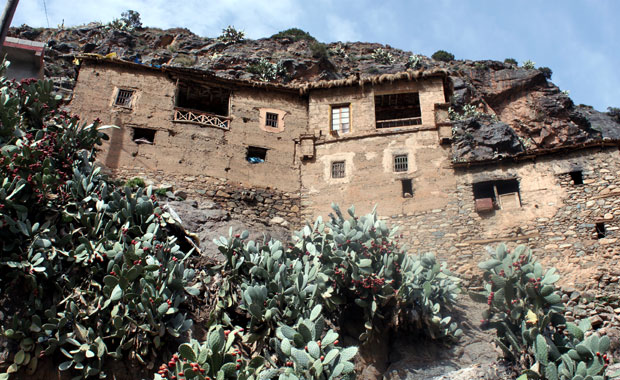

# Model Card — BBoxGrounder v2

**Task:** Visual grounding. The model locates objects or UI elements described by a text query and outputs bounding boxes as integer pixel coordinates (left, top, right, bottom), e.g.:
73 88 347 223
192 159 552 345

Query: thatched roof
77 54 448 95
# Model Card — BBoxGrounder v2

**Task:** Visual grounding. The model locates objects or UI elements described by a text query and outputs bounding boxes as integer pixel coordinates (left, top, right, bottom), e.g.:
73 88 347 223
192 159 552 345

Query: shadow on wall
105 118 124 169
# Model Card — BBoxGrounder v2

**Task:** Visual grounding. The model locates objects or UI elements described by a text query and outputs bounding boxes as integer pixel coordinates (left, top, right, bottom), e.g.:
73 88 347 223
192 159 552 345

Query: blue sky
11 0 619 111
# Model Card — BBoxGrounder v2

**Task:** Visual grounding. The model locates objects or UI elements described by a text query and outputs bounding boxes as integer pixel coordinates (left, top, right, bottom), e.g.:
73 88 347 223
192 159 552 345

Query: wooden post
0 0 19 50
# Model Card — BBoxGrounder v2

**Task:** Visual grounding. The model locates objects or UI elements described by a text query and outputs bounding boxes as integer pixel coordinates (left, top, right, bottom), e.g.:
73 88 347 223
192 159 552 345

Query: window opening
375 92 421 129
246 146 267 163
331 161 345 178
569 171 583 185
394 154 408 172
401 179 413 197
472 178 521 211
131 127 155 144
265 112 279 128
331 105 350 134
115 89 135 108
596 222 606 239
176 83 230 116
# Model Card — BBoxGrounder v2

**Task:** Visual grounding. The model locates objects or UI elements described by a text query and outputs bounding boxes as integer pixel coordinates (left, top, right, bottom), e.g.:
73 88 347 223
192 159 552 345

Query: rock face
8 23 620 163
451 116 525 162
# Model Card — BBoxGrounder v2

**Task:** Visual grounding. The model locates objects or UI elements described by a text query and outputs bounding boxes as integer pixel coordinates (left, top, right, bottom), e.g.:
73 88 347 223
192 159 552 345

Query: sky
10 0 620 111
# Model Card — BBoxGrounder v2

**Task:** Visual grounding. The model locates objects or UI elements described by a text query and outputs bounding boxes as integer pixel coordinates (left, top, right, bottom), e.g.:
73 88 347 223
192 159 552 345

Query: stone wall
380 147 619 289
110 167 301 229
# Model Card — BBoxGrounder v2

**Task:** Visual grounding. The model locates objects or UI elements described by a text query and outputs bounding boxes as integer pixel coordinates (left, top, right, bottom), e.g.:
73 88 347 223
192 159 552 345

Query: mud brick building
69 56 620 284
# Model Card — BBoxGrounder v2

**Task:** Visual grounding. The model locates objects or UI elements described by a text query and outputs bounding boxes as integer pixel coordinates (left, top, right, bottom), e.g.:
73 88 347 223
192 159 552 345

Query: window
473 179 521 212
331 161 345 178
246 146 267 163
115 89 135 108
265 112 279 128
595 222 606 239
401 179 413 198
394 154 408 172
569 170 583 185
375 92 421 129
331 105 350 134
131 127 155 144
176 83 230 116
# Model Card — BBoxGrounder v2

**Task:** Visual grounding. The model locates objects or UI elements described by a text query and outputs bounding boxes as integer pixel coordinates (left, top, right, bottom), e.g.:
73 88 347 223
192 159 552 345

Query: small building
1 36 45 80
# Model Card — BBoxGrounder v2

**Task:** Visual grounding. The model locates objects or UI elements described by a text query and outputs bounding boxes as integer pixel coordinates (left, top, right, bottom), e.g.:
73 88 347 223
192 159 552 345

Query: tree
431 50 455 62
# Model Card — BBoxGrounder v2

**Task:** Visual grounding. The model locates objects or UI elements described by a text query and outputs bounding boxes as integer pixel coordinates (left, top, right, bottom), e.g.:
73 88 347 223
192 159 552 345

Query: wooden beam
592 191 620 200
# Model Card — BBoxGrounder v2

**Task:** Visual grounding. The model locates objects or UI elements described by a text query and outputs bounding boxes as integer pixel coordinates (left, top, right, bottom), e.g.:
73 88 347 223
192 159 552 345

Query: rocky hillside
8 23 620 163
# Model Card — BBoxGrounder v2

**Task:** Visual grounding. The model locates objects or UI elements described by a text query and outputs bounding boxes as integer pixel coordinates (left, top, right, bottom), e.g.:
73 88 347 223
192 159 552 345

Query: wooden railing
173 107 230 130
376 116 422 129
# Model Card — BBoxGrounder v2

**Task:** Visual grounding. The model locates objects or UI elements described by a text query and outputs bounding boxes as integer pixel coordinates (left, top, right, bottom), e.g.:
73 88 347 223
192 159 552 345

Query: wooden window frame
265 112 279 128
331 104 351 134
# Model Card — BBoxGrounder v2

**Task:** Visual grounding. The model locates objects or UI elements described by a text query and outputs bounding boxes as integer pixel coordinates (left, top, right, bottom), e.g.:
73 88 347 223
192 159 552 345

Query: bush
125 177 146 188
247 58 286 82
406 54 422 69
522 60 536 70
219 25 245 44
109 10 142 31
471 244 610 379
504 58 518 66
309 41 329 60
538 66 553 80
431 50 455 62
271 28 316 42
371 48 394 65
0 59 197 378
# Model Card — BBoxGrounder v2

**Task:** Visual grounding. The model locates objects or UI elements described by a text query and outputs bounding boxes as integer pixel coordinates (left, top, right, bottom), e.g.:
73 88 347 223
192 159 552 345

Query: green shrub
431 50 455 62
538 66 553 80
271 28 316 42
406 54 422 69
504 58 518 66
108 10 142 31
371 48 394 65
219 25 245 44
125 176 146 188
0 59 197 378
310 41 329 60
522 60 536 70
471 244 610 379
247 58 286 82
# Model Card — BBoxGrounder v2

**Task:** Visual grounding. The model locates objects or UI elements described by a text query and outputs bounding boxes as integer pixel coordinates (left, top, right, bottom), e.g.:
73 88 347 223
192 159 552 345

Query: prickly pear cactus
472 244 610 379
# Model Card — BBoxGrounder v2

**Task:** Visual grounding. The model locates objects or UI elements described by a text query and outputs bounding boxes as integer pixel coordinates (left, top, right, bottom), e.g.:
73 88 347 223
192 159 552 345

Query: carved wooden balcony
173 107 230 130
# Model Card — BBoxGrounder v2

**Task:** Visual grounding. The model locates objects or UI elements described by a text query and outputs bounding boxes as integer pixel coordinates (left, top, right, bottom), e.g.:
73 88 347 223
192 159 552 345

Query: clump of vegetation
522 60 536 70
109 10 142 31
608 107 620 122
309 41 329 60
504 58 518 66
371 48 394 64
538 66 553 80
406 54 422 69
471 244 610 380
0 59 197 378
271 28 316 42
449 104 483 121
431 50 455 62
219 25 245 44
171 53 197 67
247 58 287 82
125 177 146 188
329 43 348 58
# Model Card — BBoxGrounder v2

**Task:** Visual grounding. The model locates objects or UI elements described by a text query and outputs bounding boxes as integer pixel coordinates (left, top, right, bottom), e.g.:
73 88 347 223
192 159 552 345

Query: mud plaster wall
307 77 445 141
70 62 308 193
